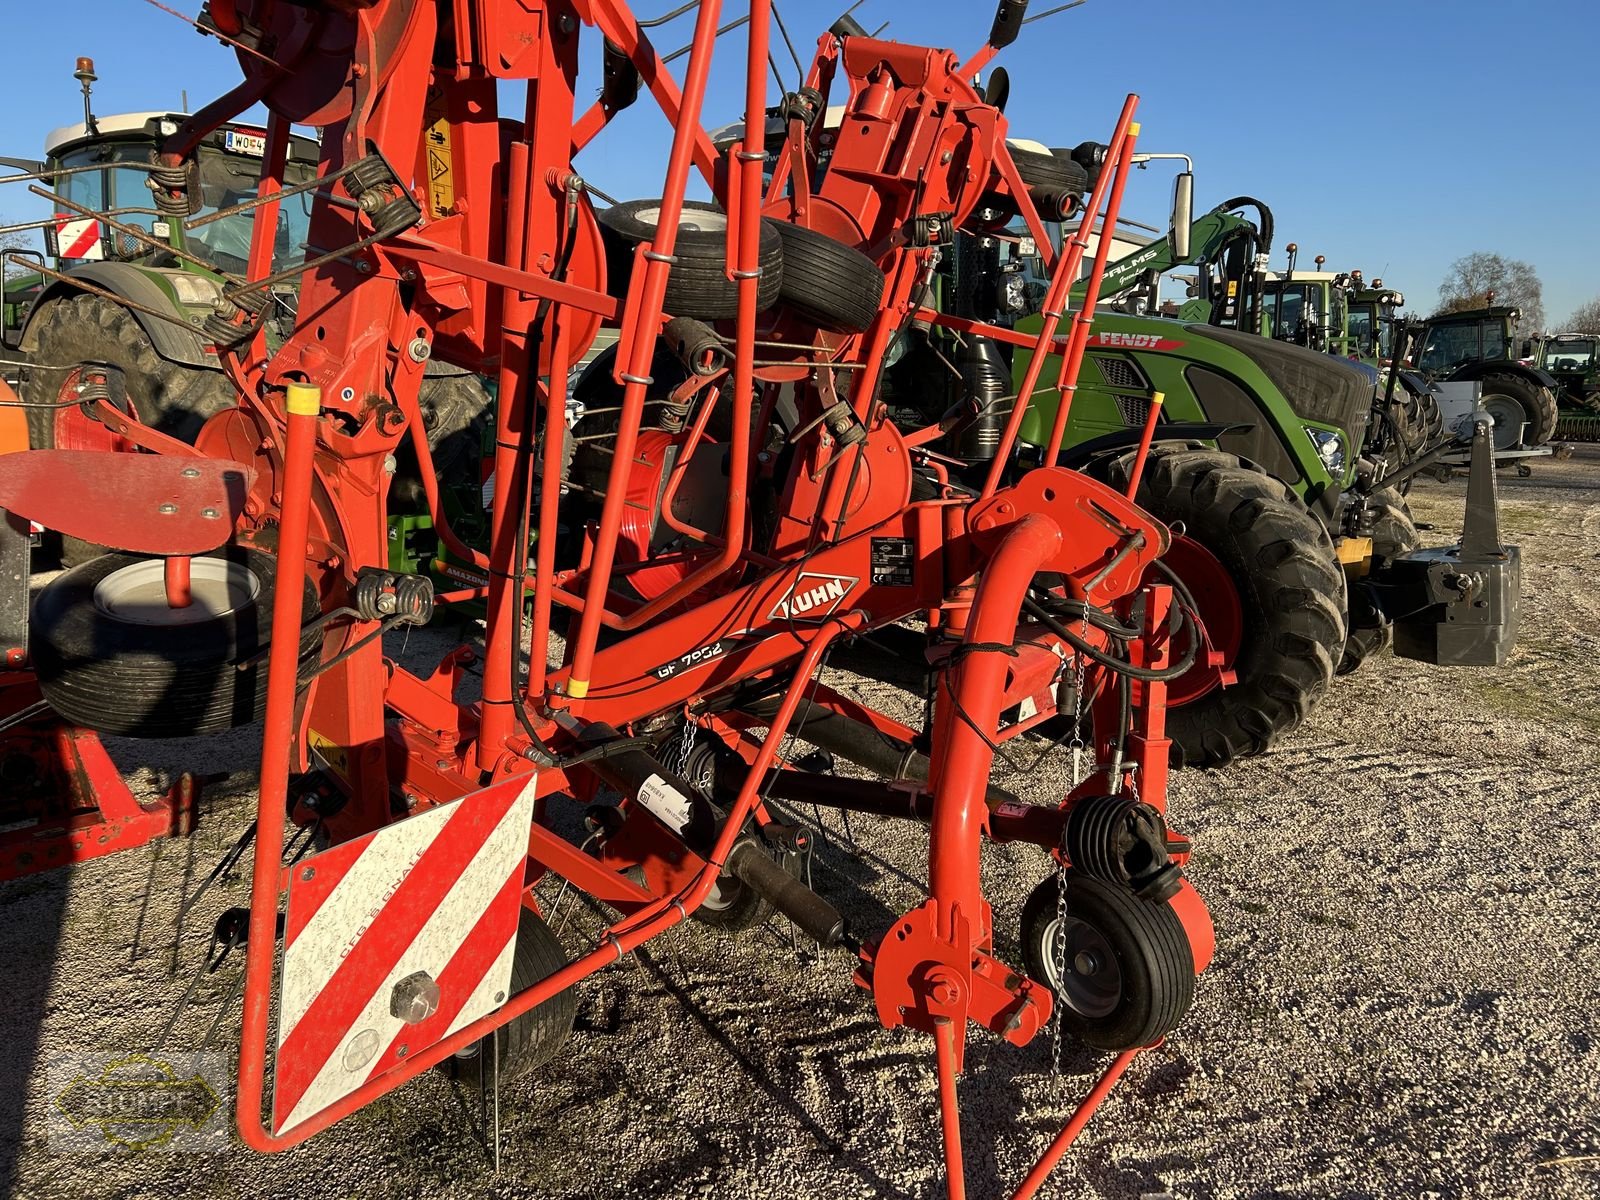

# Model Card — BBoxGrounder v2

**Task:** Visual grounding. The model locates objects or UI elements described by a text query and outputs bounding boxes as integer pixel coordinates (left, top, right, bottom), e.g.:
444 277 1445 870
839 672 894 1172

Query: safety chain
1051 609 1092 1073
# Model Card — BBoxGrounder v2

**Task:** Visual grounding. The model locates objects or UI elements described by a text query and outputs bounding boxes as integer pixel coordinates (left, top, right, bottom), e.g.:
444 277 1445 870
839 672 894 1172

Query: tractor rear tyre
1120 447 1347 769
29 547 320 738
1478 372 1557 449
22 293 236 565
771 222 886 333
1020 871 1194 1052
443 908 578 1087
1338 487 1419 676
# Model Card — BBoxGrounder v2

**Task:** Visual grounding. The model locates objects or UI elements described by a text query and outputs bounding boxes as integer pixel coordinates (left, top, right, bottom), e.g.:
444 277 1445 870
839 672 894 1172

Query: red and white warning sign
54 215 103 261
272 774 537 1133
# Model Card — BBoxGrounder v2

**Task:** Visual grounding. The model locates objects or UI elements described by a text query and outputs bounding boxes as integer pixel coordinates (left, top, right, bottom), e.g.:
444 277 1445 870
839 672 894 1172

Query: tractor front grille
1093 354 1147 391
1115 395 1152 426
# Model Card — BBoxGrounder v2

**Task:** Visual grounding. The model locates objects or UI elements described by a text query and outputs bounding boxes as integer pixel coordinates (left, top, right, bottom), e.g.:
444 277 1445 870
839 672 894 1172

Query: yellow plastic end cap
566 678 589 699
1128 121 1142 136
1151 390 1166 406
285 382 322 416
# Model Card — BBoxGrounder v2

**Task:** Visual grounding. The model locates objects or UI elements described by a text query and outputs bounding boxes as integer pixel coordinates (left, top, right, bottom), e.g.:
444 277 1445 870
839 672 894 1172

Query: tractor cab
1259 247 1355 357
1414 307 1520 375
40 113 320 277
1537 333 1600 406
1345 282 1404 362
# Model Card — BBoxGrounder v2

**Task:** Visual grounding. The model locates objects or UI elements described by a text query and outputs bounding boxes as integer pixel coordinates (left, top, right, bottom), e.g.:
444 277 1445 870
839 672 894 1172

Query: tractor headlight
1304 426 1347 476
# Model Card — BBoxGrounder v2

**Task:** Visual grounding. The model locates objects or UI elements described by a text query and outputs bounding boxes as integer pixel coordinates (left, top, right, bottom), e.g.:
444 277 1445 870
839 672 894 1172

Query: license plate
224 130 267 157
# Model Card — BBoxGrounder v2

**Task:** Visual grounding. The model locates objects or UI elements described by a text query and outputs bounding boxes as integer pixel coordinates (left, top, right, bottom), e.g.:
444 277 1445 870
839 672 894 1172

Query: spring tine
176 823 256 926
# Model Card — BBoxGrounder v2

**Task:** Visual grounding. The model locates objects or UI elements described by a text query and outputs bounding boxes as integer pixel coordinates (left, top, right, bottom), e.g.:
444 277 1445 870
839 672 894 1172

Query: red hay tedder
0 1 1221 1192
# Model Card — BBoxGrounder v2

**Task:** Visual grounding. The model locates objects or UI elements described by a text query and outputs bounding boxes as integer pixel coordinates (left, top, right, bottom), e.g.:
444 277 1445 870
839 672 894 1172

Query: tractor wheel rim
93 557 260 626
635 205 727 235
53 366 131 453
1156 535 1245 707
1041 914 1122 1018
1481 395 1525 450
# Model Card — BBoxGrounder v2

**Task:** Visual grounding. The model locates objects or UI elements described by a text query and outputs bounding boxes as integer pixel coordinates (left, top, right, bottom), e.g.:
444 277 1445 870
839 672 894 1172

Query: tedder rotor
0 1 1223 1191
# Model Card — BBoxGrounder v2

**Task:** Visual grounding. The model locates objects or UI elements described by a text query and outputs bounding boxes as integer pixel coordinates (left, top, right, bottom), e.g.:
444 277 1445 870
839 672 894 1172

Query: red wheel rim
1158 535 1244 707
51 367 132 453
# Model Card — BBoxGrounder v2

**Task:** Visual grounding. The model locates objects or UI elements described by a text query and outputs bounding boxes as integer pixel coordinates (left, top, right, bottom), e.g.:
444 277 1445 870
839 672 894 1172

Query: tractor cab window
1347 303 1375 356
192 146 316 276
1264 284 1322 344
1416 321 1481 373
1481 321 1509 361
1542 338 1596 371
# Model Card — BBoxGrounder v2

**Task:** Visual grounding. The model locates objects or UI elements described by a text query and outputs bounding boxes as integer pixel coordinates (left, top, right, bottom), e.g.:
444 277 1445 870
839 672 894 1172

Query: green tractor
1535 332 1600 440
890 171 1517 769
1409 305 1558 449
0 61 491 567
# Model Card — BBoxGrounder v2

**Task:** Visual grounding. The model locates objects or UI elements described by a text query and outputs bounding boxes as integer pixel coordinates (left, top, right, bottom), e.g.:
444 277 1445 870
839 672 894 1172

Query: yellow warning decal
422 88 455 217
307 729 351 781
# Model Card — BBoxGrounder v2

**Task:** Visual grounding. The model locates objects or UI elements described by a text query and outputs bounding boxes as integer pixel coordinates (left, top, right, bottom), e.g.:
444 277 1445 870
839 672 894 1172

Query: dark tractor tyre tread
598 199 782 321
443 908 578 1087
1119 447 1347 769
1019 871 1195 1052
1008 145 1089 195
771 221 886 334
1479 371 1557 448
417 367 494 479
22 293 237 565
1338 487 1419 676
1380 377 1445 479
29 548 321 738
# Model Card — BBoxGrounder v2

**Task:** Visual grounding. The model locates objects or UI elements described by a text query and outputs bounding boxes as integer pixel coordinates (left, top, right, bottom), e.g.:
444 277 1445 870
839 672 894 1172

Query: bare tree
0 216 33 256
1562 296 1600 333
1436 251 1545 331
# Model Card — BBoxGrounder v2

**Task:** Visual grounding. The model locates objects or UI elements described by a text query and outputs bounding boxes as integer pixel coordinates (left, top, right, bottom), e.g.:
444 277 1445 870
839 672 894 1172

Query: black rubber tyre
1008 144 1089 194
30 547 320 738
1019 871 1194 1052
417 365 494 479
443 908 578 1087
1338 487 1419 676
1378 375 1445 478
22 293 236 565
771 221 885 333
1478 372 1558 449
598 199 782 321
1121 447 1347 769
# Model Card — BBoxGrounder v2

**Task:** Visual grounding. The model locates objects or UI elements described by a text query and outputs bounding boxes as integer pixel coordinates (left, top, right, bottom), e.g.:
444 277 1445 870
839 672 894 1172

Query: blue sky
5 0 1596 326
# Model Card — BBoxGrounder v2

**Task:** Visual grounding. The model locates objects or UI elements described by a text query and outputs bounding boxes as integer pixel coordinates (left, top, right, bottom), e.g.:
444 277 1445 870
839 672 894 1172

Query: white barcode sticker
637 774 692 832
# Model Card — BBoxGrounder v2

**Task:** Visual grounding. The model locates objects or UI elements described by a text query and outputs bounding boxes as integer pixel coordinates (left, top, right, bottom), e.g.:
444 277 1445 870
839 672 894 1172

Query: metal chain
1051 610 1092 1073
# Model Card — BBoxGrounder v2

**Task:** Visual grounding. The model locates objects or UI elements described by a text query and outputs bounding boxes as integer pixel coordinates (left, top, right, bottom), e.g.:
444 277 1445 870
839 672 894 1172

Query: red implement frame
15 2 1216 1193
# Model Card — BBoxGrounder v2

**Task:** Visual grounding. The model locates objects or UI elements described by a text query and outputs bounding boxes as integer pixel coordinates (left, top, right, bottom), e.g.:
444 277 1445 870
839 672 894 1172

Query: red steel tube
236 381 322 1151
1010 1049 1142 1199
934 1018 969 1200
979 96 1138 498
163 556 192 609
927 515 1062 933
1123 390 1166 499
1041 118 1142 469
564 0 725 698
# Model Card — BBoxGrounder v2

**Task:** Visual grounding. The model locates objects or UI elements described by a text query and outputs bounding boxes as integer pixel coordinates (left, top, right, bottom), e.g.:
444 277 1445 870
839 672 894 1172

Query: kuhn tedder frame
0 1 1218 1192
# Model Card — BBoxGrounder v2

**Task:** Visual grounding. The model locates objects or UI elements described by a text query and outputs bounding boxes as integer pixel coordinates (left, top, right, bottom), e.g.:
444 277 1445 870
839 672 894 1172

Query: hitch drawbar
576 723 847 945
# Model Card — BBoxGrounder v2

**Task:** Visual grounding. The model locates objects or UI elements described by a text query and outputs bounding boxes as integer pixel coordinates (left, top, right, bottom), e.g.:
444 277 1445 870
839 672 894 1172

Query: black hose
1021 595 1199 682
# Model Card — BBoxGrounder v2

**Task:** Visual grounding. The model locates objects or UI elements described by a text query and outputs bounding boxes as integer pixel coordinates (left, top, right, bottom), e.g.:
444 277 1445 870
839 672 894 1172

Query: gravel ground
3 449 1599 1200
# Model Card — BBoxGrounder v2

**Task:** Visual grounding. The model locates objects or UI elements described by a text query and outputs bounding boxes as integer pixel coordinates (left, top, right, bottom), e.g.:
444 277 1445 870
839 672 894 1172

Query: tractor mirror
989 1 1029 50
1170 171 1194 260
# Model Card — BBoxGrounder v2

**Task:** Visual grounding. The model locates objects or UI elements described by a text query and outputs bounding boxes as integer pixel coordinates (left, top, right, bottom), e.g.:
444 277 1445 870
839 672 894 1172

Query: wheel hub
93 557 259 626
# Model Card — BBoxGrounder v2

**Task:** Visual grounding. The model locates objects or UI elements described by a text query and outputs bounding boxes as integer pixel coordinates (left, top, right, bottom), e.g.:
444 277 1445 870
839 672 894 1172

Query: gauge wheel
29 547 321 738
1020 871 1195 1051
443 907 578 1087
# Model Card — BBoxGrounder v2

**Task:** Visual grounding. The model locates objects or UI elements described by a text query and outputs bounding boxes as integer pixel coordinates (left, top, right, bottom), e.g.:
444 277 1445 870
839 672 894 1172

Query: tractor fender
1056 421 1249 474
1447 360 1558 392
19 262 221 371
